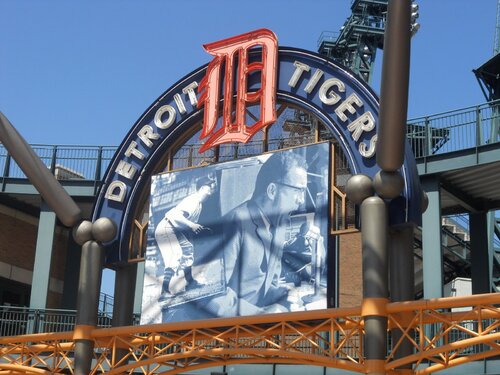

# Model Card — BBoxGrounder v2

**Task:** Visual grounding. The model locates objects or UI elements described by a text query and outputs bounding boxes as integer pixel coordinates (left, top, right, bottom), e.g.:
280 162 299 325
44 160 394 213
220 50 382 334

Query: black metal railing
0 145 117 183
0 305 141 336
407 100 500 158
0 101 498 185
0 306 111 336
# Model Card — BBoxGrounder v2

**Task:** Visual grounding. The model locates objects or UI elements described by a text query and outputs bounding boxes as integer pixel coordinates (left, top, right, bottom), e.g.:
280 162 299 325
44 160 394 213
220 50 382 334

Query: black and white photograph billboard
140 142 331 324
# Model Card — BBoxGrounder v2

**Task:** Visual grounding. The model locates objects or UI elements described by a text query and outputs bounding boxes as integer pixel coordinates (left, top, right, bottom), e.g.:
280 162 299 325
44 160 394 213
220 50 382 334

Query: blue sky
1 0 497 297
0 0 497 147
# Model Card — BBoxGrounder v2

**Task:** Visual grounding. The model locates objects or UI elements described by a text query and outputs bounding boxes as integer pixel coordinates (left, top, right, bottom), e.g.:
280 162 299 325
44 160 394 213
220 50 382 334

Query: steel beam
0 112 81 227
441 181 482 213
29 203 56 310
417 146 500 176
134 262 145 315
421 175 443 298
470 211 491 294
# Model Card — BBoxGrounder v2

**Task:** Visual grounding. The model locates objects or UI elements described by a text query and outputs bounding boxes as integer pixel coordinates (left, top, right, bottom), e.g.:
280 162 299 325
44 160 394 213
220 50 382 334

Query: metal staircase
414 219 469 299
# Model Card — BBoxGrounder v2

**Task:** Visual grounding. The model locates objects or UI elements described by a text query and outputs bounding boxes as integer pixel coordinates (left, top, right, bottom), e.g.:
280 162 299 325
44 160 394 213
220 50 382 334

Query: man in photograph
207 150 308 316
282 222 314 285
155 176 216 299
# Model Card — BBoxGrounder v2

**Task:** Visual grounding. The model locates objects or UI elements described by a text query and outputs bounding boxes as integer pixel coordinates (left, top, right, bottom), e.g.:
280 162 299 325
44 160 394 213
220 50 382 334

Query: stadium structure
1 1 500 374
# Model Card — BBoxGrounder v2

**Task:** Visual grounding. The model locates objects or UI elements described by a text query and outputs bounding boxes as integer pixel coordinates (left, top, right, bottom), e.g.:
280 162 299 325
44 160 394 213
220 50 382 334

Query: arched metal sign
93 42 421 264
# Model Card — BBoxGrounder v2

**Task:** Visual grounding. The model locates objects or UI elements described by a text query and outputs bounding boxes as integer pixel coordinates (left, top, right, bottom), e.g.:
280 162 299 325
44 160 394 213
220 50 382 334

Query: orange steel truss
1 293 500 375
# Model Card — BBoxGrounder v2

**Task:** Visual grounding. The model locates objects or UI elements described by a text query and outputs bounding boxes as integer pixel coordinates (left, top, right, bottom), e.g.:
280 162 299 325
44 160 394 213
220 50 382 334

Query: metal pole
425 118 432 157
376 0 411 171
389 224 415 368
0 112 81 227
492 104 500 142
2 153 11 179
361 196 388 375
73 218 116 375
94 146 103 195
50 145 57 174
112 263 138 364
372 1 413 373
74 240 105 375
476 105 482 147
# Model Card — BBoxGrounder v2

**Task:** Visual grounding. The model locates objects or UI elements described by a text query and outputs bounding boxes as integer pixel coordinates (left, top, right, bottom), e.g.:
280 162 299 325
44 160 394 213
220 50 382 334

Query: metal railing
444 213 500 249
0 144 117 183
407 100 500 158
317 30 339 48
0 306 113 336
0 101 497 185
0 305 141 336
317 13 386 50
0 292 115 336
99 292 114 315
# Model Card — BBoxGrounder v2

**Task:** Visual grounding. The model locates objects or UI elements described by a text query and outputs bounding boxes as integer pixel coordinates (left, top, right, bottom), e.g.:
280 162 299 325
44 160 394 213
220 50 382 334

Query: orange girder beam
1 293 500 374
0 364 53 375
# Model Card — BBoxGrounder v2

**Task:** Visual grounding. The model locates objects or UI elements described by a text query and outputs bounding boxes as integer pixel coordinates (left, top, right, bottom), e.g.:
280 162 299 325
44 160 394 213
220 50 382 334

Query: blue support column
134 261 145 315
421 175 443 299
29 203 56 309
470 211 490 294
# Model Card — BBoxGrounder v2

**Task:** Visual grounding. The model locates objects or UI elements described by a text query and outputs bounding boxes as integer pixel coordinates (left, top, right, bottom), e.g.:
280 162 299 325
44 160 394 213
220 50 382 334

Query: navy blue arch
93 47 422 265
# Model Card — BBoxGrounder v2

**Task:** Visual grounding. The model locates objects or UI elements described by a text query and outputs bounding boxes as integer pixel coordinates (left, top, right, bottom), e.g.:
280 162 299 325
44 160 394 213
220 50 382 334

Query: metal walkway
407 100 500 297
0 101 498 196
409 101 500 214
